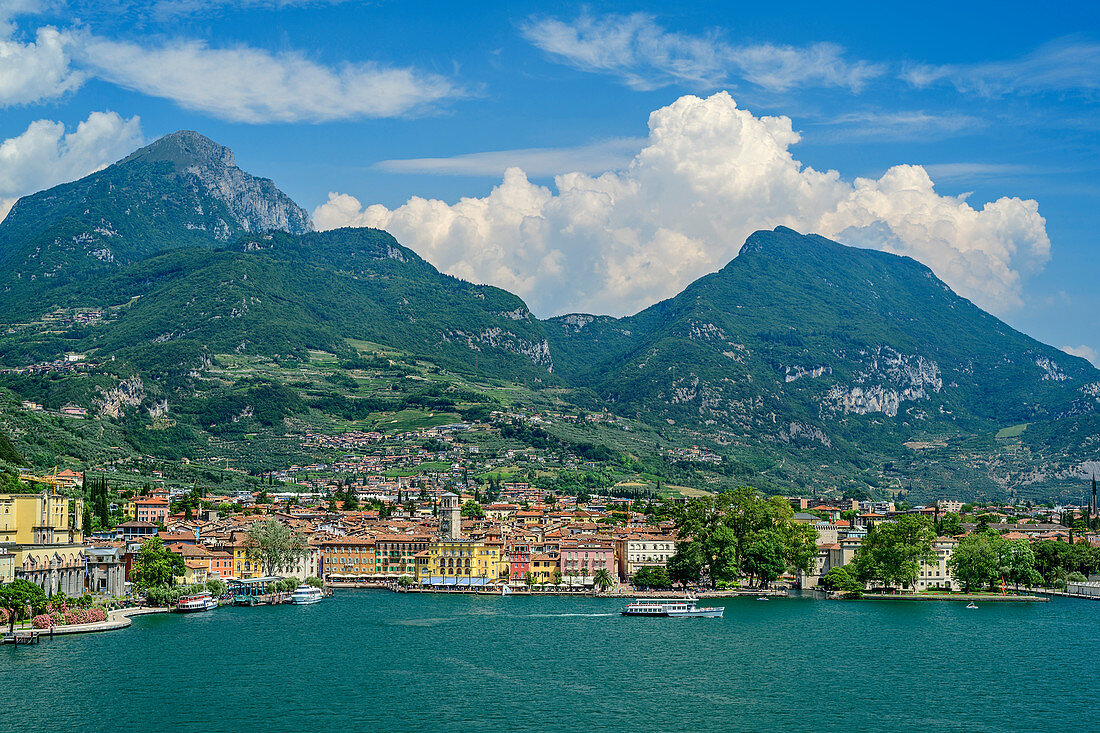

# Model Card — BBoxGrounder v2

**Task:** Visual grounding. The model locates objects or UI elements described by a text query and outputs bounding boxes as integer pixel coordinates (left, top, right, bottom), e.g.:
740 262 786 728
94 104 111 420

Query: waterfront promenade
31 607 169 638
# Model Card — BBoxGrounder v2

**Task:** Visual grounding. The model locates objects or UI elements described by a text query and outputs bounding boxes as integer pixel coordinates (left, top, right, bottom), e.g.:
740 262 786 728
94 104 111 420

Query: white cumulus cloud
0 110 144 222
522 12 883 92
316 92 1050 319
0 25 83 105
73 34 466 123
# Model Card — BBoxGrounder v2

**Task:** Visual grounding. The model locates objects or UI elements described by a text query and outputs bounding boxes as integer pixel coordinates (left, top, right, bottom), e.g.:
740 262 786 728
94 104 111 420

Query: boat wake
517 607 620 611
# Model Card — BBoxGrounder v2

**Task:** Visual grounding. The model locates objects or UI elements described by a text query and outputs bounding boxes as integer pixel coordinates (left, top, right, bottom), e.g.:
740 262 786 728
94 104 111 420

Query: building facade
85 546 126 596
559 539 614 584
439 492 461 541
1 490 86 596
615 534 675 581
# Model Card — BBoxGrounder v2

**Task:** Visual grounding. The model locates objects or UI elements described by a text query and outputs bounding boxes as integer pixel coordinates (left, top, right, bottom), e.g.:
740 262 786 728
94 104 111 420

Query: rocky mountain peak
119 131 313 236
120 131 236 171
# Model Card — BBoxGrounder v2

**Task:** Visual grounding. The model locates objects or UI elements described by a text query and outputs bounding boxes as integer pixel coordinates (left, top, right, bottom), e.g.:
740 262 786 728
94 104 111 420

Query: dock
2 631 41 645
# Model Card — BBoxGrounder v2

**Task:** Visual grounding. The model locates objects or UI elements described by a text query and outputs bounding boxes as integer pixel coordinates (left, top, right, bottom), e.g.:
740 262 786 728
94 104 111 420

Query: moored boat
177 592 217 612
621 597 723 618
290 585 324 605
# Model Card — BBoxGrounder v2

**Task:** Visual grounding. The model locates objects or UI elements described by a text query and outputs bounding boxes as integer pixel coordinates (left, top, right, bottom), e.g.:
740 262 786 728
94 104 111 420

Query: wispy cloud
0 7 468 122
72 33 468 123
921 163 1031 182
903 37 1100 96
815 110 986 141
72 0 358 22
374 138 643 177
522 12 883 93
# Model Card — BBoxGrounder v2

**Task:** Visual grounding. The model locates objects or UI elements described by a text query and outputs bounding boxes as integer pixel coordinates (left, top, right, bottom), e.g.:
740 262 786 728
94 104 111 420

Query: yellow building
179 560 210 585
230 540 261 579
0 547 13 584
529 553 560 584
122 500 136 521
416 538 504 583
320 536 376 579
0 490 85 595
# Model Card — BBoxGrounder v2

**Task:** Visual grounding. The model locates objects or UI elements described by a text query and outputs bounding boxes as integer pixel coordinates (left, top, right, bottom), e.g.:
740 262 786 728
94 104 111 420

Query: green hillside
0 133 1096 503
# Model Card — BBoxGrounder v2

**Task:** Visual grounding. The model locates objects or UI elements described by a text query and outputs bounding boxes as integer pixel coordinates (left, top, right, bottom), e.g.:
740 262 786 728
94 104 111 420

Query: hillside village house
135 496 169 524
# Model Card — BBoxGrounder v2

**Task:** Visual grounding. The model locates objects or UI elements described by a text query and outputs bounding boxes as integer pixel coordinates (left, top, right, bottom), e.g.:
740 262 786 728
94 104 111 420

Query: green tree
245 518 309 576
667 541 705 585
997 538 1040 589
780 521 820 577
85 474 110 529
948 533 1000 592
132 537 185 589
0 580 47 632
305 576 324 588
461 500 484 518
852 515 936 590
936 512 963 537
742 530 786 587
668 488 817 587
819 566 862 596
593 567 614 591
632 566 671 588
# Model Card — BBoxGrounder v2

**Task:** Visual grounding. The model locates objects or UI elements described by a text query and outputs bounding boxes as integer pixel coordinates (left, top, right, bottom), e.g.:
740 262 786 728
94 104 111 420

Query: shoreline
10 607 171 640
854 593 1048 602
389 586 789 598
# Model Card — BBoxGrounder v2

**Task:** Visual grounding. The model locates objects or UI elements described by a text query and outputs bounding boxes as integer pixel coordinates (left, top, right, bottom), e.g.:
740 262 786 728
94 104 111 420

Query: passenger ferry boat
290 585 324 605
621 597 723 618
177 592 218 612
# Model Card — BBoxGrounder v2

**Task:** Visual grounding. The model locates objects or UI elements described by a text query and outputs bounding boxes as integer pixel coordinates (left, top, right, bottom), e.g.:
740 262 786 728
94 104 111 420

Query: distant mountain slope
0 130 1095 501
548 225 1097 452
6 227 555 381
0 131 311 315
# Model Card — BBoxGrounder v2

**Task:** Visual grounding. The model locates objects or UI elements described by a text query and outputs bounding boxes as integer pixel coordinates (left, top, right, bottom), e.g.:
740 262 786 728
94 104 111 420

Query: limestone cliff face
123 131 313 237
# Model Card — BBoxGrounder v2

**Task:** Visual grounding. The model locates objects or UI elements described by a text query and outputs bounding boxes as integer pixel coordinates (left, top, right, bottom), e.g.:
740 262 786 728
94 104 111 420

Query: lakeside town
3 421 1100 635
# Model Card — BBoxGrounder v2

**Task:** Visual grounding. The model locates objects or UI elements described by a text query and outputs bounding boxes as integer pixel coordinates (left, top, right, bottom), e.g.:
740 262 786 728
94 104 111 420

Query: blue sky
1 0 1098 365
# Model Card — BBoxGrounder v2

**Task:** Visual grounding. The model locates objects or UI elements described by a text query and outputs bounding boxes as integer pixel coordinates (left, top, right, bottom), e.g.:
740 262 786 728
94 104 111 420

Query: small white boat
966 602 978 609
621 597 723 618
501 585 513 596
290 585 324 605
756 597 769 601
177 592 217 612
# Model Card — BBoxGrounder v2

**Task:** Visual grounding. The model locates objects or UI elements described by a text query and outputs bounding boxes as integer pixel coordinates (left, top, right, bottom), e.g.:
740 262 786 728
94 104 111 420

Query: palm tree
593 567 613 592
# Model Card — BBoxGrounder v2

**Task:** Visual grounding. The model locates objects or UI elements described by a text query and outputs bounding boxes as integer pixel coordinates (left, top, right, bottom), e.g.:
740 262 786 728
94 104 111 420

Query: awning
420 576 491 587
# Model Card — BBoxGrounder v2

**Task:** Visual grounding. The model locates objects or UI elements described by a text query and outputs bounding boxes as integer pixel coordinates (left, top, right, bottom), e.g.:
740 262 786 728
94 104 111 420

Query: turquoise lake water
3 591 1098 732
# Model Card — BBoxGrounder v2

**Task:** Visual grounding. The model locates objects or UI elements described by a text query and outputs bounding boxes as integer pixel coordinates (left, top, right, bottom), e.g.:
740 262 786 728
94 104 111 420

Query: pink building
559 539 615 583
135 497 169 525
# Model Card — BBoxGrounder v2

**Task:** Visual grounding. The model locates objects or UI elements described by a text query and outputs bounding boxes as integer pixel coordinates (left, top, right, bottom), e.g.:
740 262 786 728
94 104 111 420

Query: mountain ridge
0 132 1096 501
